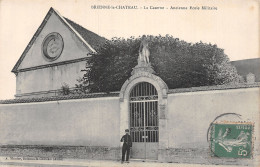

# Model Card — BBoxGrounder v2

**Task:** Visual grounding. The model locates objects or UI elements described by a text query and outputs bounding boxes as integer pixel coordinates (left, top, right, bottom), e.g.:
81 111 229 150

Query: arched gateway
119 65 168 160
120 37 168 160
120 71 168 160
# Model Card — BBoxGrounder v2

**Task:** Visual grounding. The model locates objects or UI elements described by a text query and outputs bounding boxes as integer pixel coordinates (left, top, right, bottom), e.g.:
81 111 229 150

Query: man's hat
125 129 129 132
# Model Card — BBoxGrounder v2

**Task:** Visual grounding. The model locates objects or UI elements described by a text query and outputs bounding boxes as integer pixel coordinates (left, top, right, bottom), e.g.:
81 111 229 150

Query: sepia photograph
0 0 259 166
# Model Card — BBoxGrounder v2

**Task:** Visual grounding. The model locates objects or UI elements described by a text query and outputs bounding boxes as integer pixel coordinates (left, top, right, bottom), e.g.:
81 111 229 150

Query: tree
79 35 240 93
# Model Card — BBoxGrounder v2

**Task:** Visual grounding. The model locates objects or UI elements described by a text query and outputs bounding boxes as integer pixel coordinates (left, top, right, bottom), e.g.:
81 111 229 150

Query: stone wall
0 145 120 160
0 97 120 147
164 87 259 166
0 85 259 165
159 148 255 166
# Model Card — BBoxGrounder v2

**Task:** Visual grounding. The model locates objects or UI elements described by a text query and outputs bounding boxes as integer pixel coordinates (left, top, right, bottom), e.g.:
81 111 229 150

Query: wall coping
0 92 120 104
167 82 260 94
1 83 259 104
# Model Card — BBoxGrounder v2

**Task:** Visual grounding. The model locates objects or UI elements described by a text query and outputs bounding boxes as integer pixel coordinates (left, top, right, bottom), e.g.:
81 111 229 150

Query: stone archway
119 71 168 160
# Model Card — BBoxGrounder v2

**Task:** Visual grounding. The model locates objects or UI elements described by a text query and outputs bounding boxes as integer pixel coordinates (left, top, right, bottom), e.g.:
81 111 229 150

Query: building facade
11 8 105 98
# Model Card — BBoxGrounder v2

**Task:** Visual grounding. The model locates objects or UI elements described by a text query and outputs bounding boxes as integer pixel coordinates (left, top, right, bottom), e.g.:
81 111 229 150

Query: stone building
11 7 105 98
231 58 260 83
0 7 259 166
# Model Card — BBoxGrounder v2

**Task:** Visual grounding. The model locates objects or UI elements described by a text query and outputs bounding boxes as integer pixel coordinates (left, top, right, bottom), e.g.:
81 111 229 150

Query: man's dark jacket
120 134 132 148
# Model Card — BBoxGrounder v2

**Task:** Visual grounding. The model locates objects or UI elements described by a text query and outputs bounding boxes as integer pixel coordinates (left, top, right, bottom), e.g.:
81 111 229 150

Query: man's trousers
121 144 130 162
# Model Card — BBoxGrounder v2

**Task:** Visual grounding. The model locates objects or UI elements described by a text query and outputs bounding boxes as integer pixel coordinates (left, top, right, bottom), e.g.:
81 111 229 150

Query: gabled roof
65 18 106 50
231 58 260 82
12 7 106 73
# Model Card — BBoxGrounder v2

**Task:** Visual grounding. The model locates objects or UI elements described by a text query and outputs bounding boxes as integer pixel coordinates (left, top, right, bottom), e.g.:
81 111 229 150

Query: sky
0 0 259 99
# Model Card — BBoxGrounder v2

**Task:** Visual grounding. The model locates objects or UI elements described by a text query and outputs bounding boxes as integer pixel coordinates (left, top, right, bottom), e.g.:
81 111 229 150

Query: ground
0 157 257 167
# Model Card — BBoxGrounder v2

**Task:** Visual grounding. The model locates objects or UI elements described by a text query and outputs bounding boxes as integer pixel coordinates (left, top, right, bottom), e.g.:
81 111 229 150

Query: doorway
129 82 159 160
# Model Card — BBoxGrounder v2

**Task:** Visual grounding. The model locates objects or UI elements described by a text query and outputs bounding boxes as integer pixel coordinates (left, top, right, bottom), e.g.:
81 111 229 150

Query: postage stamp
210 122 254 158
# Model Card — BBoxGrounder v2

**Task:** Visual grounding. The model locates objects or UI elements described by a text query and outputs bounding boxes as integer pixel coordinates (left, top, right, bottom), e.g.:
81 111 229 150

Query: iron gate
129 82 159 159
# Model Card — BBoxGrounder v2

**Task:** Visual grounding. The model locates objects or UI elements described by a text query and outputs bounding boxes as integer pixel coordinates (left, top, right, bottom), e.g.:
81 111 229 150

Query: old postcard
0 0 259 166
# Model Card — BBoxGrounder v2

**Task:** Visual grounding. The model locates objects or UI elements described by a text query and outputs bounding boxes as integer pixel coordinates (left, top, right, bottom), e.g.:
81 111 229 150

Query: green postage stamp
210 122 253 158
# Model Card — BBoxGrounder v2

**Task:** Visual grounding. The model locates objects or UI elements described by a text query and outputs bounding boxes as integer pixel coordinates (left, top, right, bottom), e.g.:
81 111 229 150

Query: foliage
60 82 70 95
75 77 90 94
80 35 240 93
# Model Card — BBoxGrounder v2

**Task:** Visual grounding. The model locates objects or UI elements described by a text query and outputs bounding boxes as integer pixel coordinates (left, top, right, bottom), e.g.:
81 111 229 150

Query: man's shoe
121 161 124 164
126 161 129 163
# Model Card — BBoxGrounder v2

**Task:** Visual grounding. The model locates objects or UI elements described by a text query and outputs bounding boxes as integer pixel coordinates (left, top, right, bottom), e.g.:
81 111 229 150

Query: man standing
120 129 132 163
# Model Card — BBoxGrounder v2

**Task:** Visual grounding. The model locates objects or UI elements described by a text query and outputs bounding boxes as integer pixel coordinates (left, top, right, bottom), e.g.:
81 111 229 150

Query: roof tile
64 18 106 50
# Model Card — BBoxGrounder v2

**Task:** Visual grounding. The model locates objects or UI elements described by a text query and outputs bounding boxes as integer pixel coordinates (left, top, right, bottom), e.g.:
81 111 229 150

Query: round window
42 32 64 61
